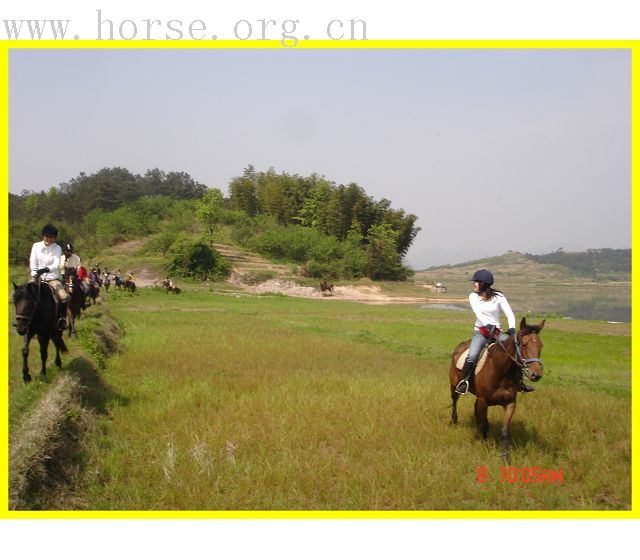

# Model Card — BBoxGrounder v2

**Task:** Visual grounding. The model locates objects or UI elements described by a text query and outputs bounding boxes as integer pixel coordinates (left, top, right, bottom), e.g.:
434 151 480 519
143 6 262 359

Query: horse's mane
14 280 54 303
13 281 35 302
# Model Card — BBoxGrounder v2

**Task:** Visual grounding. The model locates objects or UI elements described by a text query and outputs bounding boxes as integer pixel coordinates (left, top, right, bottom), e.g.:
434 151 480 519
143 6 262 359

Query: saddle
456 343 496 375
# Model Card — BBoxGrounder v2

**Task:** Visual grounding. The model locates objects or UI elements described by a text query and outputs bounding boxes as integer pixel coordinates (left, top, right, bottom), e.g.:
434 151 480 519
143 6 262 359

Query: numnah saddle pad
455 343 495 375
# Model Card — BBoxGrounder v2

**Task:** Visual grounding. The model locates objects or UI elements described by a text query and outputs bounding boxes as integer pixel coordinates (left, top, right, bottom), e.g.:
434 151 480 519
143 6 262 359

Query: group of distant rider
30 225 531 395
28 223 136 329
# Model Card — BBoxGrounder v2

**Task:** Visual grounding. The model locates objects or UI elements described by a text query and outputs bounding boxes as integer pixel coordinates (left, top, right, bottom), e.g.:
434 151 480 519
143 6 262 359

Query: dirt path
237 278 465 305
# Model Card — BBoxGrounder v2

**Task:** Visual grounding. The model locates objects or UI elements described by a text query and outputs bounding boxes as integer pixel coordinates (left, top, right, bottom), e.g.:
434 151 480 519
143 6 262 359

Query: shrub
141 231 179 255
167 238 230 280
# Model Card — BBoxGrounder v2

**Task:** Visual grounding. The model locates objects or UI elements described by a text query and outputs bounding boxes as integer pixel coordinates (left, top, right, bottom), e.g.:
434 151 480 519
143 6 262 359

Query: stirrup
58 317 67 330
455 379 469 395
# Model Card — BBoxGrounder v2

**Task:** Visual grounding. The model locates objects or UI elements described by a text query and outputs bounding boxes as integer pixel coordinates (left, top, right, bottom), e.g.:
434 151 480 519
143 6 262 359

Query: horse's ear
13 281 19 290
519 317 527 330
539 319 545 330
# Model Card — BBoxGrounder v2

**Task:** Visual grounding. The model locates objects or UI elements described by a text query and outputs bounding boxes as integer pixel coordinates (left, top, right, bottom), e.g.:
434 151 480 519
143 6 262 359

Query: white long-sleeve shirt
29 241 62 281
469 291 516 332
60 253 82 270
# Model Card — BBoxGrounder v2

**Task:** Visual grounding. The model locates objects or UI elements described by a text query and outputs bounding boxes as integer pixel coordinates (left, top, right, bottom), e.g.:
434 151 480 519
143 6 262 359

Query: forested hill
421 248 630 282
10 165 420 281
525 248 630 277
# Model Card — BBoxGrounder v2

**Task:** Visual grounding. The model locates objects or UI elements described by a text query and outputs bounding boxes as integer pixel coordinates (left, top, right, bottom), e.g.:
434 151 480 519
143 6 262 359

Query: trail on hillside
111 240 464 305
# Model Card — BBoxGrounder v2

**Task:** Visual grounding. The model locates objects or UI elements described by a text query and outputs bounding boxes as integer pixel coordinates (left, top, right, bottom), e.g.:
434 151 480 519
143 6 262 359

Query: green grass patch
54 288 631 511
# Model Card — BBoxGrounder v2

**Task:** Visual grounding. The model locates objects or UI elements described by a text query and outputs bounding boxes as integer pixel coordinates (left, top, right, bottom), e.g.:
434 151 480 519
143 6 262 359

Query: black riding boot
58 302 67 331
455 359 476 395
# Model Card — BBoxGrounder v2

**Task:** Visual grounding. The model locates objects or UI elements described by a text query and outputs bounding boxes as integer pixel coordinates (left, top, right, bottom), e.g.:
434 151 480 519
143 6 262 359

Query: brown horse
320 280 334 296
449 317 545 461
87 281 100 304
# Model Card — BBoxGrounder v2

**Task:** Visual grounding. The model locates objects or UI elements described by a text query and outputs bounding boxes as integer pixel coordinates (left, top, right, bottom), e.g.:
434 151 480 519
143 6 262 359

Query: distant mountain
414 250 630 322
417 249 630 281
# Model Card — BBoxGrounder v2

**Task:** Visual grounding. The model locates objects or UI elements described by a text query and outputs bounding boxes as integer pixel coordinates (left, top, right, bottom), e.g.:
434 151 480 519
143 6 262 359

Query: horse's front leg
474 398 489 440
501 402 517 463
37 332 49 377
68 312 76 338
450 388 459 424
22 334 32 383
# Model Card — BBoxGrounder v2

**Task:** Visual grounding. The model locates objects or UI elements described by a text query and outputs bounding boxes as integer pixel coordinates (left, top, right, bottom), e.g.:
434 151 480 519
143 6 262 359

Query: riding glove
507 328 516 337
35 267 50 275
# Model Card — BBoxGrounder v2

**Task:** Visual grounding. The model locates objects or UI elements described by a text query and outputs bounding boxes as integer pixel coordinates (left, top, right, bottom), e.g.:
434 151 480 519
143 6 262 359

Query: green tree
194 188 225 246
366 224 405 280
229 165 259 216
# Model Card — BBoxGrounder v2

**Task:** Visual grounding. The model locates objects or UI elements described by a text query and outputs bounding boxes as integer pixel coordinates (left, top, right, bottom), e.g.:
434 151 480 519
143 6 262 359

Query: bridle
14 278 42 329
498 331 543 380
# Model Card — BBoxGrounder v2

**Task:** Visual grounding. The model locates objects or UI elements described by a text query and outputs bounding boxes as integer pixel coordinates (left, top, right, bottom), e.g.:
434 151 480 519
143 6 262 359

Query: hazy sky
9 49 630 268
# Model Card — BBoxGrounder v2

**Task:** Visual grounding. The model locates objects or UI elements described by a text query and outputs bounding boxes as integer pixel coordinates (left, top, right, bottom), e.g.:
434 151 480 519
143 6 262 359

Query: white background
3 1 637 558
1 0 640 40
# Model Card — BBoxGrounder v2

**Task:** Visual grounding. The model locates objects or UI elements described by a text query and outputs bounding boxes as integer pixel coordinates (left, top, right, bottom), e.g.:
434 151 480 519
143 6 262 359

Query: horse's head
12 281 39 335
518 317 545 382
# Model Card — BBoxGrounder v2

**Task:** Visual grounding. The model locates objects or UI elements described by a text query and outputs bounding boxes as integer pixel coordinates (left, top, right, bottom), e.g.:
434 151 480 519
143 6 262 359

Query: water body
421 303 467 312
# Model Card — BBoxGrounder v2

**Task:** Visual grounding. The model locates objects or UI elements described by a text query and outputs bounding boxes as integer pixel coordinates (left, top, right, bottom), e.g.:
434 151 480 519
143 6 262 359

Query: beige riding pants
47 279 69 303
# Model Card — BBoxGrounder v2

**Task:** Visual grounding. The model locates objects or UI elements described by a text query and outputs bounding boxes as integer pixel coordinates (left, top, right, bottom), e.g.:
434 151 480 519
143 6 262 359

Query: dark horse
320 280 334 296
13 279 68 383
449 317 545 461
87 281 100 305
114 275 124 290
63 273 84 337
162 279 181 294
124 279 136 292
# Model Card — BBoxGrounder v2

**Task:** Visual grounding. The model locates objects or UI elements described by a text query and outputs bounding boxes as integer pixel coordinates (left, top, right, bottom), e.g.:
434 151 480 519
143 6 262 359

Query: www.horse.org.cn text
95 11 368 45
476 466 564 485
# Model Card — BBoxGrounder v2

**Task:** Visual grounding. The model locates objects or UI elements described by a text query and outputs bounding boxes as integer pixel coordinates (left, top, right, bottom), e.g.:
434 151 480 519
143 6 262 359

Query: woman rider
60 242 89 310
455 268 533 395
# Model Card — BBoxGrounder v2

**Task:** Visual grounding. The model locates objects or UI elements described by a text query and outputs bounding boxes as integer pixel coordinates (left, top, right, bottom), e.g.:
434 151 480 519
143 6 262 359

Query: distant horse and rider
320 280 334 296
113 271 135 292
103 271 111 292
62 269 86 337
449 317 545 461
87 280 100 304
124 274 136 292
114 273 125 290
162 278 181 294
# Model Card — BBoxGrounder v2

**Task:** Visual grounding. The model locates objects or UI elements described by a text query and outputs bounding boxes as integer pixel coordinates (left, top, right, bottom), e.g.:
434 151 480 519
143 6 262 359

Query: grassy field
9 284 629 511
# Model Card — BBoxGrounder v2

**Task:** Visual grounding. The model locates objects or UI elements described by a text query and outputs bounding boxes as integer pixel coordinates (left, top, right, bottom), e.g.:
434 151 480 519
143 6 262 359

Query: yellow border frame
1 39 637 520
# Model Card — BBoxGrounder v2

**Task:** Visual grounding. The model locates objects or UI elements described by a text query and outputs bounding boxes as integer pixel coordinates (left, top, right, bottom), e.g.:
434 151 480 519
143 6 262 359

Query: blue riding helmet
471 269 494 286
